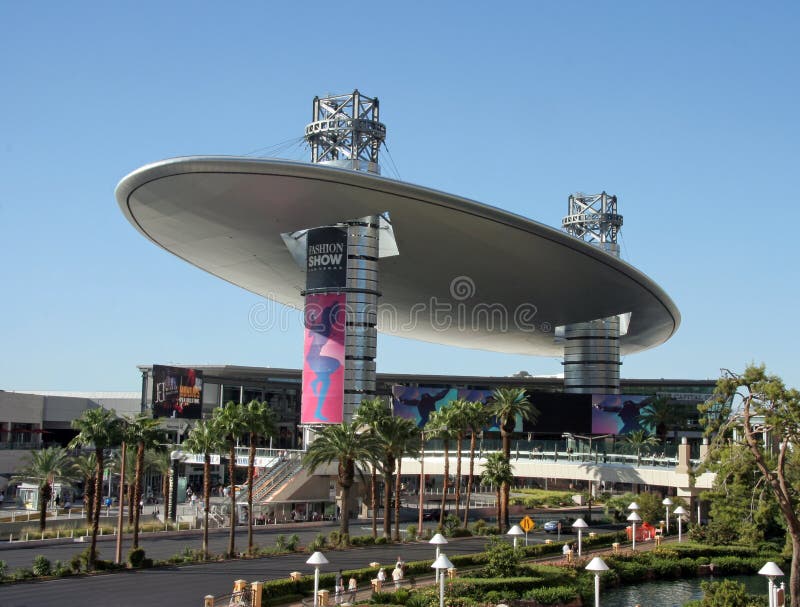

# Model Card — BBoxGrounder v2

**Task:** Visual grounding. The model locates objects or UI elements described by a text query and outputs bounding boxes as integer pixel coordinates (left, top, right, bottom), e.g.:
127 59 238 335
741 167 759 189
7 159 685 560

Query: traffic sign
520 515 535 533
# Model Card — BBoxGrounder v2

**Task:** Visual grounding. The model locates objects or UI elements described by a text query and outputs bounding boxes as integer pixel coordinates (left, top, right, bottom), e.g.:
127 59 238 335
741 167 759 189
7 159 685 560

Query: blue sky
1 1 798 391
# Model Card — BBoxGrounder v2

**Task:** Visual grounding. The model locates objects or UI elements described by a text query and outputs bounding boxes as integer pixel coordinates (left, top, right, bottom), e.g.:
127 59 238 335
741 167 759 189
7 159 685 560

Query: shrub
698 579 759 607
287 534 300 551
128 547 146 568
482 537 522 577
472 519 487 535
405 524 417 540
0 560 6 578
32 555 52 577
449 527 472 538
524 585 580 605
275 534 287 551
307 533 326 552
375 536 389 545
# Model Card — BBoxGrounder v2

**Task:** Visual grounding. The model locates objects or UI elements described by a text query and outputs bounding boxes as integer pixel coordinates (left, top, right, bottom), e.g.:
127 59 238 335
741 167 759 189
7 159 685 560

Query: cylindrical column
563 317 621 394
343 216 380 420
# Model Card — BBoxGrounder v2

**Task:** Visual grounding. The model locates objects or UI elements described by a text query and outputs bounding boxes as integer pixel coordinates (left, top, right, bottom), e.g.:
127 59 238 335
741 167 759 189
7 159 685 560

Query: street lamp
585 556 610 607
572 518 588 556
759 561 784 607
429 533 448 582
507 524 524 549
662 497 673 534
431 553 454 607
306 551 329 607
627 511 641 551
673 506 687 542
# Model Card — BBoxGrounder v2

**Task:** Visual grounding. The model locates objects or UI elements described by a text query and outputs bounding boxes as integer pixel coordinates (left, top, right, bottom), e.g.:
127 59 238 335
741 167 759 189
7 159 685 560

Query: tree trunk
790 534 800 607
454 433 463 521
202 454 210 559
39 483 50 532
161 472 170 523
84 475 95 522
370 466 378 539
132 442 144 548
439 440 449 529
340 482 351 540
228 443 236 557
496 488 501 528
90 449 104 569
463 433 476 528
338 460 354 540
383 463 393 540
247 435 256 555
393 458 403 541
128 483 134 525
500 429 511 532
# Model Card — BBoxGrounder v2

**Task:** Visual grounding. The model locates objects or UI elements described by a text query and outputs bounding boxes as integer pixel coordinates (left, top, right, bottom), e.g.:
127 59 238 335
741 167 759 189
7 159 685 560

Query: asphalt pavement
0 533 495 607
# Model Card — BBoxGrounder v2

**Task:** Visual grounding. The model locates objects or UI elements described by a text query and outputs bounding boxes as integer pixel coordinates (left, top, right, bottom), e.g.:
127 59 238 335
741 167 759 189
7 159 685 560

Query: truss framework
305 90 386 170
562 192 623 246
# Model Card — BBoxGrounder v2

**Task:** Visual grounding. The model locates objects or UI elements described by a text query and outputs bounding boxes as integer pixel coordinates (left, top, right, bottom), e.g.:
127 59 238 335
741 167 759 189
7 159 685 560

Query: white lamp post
627 511 641 551
673 506 687 542
429 533 448 582
628 501 640 512
585 556 610 607
432 553 454 607
759 561 784 607
306 551 329 607
572 518 588 556
507 524 524 549
662 497 673 534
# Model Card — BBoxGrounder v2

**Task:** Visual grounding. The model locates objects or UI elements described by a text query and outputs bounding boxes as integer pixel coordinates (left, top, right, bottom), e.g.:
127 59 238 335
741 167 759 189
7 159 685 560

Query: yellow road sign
520 515 534 533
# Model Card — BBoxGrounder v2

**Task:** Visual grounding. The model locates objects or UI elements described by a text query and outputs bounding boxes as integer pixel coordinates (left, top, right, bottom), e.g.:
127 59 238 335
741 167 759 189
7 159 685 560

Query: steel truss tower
302 91 386 422
306 90 386 174
561 192 624 394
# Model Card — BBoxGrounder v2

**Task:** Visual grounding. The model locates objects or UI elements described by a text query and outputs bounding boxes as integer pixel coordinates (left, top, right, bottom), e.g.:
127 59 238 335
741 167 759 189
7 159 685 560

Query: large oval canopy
116 157 679 357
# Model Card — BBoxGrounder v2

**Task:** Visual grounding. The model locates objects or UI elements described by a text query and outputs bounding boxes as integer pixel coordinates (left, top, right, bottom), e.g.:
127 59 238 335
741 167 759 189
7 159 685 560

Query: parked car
544 520 565 533
423 509 441 521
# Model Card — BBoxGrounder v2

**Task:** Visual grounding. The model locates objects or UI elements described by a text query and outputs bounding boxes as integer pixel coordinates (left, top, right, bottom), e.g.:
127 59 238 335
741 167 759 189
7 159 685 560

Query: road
0 534 496 607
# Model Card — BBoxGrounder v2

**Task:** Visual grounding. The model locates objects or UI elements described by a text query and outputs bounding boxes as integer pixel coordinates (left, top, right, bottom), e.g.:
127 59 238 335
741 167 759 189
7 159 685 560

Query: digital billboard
391 386 520 431
591 394 656 435
152 365 203 419
301 292 345 424
392 387 597 435
521 393 592 435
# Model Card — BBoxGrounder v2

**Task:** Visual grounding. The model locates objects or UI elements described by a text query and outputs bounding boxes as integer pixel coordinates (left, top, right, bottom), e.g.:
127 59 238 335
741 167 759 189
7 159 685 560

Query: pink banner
301 292 345 424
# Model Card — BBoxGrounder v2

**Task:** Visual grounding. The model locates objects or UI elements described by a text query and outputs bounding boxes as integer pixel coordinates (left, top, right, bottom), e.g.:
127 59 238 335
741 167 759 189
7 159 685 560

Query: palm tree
446 399 471 522
211 401 247 557
125 415 165 549
625 430 660 466
354 397 391 539
426 407 457 529
183 419 224 559
302 422 380 541
72 452 97 523
462 400 491 528
489 388 538 532
380 417 420 541
241 400 277 555
70 407 125 568
149 450 172 521
481 452 513 528
14 446 75 531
